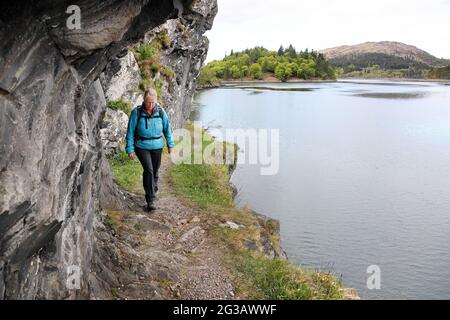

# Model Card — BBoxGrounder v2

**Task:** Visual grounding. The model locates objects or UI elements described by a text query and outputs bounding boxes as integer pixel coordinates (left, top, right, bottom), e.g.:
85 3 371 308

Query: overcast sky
205 0 450 62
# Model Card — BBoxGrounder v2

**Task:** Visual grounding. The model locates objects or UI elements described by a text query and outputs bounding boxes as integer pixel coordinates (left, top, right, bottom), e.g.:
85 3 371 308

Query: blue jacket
125 103 175 154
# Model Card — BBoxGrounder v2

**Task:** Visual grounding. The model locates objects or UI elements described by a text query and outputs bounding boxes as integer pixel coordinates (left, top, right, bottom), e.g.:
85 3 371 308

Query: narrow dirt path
97 157 236 300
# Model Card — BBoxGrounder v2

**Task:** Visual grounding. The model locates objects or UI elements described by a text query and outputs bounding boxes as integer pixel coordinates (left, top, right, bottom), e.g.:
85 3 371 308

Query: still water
192 80 450 299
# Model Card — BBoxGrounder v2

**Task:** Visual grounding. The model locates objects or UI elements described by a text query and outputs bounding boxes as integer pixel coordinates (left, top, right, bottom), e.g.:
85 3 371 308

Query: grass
157 31 171 49
232 253 344 300
161 66 176 79
132 39 167 104
133 42 160 61
169 163 233 209
107 99 132 116
166 124 347 300
110 149 144 194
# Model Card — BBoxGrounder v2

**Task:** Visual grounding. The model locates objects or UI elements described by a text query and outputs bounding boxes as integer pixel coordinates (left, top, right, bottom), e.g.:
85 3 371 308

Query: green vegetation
330 52 450 79
157 31 171 49
226 86 315 92
134 41 160 61
107 99 132 116
160 65 176 79
199 46 336 86
169 162 234 208
340 64 427 79
132 32 175 103
197 66 220 87
110 149 144 194
234 253 344 299
428 66 450 79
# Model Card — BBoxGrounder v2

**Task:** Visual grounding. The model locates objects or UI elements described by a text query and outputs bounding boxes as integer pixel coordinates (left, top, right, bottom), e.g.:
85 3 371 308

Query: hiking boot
146 202 157 212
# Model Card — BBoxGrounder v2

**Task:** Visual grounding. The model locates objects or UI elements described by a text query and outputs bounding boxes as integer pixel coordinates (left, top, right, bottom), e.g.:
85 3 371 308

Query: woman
125 89 175 212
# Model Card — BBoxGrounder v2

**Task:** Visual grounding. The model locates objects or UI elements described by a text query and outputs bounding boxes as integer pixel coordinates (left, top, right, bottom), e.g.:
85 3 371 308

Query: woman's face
145 95 157 109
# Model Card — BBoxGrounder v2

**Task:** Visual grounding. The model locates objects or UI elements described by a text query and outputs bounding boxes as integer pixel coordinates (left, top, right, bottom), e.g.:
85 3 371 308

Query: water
192 80 450 299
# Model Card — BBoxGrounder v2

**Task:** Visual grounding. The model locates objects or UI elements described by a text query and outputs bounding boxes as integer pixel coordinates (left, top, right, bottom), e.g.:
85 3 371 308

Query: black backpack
134 105 165 142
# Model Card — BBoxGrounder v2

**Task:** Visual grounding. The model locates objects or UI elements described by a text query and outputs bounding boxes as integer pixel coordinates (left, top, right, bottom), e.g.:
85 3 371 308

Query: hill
320 41 450 79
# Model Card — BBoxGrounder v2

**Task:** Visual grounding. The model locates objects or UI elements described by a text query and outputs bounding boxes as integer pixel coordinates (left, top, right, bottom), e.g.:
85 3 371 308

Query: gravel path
101 157 235 300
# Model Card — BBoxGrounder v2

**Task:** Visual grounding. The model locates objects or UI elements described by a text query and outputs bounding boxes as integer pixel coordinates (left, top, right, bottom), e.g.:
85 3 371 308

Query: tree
287 44 297 59
236 54 251 67
200 46 336 82
259 56 278 73
240 65 249 79
287 62 297 77
275 63 290 82
198 67 219 87
230 65 241 79
249 63 263 80
278 45 284 56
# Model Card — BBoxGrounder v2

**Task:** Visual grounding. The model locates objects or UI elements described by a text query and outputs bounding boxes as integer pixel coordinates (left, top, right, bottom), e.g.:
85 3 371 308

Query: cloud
205 0 450 62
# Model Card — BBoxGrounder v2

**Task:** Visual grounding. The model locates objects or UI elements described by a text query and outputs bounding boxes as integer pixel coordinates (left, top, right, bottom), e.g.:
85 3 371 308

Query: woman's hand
129 152 136 161
168 148 173 154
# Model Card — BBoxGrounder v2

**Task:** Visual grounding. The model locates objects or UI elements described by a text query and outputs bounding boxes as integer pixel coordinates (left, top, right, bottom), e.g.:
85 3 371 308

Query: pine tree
278 45 284 56
287 44 296 59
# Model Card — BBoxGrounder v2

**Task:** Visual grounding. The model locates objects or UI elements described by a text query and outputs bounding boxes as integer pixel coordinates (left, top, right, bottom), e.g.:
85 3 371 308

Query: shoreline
338 77 450 84
197 77 450 90
221 79 337 85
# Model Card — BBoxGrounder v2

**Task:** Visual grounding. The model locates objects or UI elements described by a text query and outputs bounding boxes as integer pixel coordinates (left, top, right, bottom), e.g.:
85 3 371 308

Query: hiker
125 88 175 212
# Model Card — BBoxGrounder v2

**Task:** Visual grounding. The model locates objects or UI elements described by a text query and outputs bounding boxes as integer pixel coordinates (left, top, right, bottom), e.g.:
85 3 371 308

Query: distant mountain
320 41 450 79
321 41 448 66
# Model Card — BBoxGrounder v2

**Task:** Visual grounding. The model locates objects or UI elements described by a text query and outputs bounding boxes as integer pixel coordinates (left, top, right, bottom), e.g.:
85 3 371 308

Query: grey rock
0 0 217 299
219 221 245 230
100 108 129 157
100 50 142 107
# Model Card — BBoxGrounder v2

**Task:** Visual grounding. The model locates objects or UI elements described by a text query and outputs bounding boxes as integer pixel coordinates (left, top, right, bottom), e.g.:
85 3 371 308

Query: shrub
158 31 171 49
161 66 176 79
107 99 131 116
133 43 159 61
249 63 263 80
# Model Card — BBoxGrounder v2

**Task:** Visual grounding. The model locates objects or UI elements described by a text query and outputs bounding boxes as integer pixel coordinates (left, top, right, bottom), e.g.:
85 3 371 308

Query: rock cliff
0 0 217 299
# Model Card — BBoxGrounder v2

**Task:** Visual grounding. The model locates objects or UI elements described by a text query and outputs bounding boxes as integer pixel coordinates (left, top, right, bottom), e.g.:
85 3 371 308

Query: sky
205 0 450 62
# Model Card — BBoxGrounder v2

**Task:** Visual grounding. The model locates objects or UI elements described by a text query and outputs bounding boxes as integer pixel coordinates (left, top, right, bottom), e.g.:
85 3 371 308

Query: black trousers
135 147 163 204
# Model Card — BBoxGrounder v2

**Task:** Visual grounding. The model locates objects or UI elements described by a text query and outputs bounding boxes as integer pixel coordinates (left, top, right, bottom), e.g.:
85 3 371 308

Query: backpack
134 105 165 142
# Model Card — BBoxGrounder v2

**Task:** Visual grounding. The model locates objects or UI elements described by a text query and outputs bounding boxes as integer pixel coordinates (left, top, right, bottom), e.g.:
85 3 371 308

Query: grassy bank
110 149 144 195
109 125 348 300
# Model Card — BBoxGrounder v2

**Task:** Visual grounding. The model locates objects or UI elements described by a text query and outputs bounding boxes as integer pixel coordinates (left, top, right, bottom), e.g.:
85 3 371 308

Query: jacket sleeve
161 109 175 148
125 108 137 154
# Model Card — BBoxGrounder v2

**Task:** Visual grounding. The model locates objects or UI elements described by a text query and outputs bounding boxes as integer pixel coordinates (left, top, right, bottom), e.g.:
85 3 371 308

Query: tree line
199 45 336 86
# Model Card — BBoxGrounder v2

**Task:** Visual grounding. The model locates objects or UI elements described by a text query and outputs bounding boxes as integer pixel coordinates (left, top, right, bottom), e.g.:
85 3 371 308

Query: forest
198 45 337 86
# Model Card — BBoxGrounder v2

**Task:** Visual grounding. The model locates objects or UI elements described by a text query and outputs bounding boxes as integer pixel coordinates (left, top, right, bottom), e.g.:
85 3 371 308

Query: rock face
0 0 217 299
100 108 129 157
100 1 217 129
100 49 142 108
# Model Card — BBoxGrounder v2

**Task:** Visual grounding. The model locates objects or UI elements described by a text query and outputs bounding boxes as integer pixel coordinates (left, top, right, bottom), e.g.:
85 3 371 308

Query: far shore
338 77 450 84
197 77 450 90
221 79 337 85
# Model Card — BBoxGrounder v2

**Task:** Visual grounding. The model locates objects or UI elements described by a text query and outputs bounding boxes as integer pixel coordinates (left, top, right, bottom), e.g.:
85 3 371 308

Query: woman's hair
144 88 158 101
